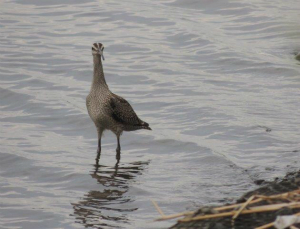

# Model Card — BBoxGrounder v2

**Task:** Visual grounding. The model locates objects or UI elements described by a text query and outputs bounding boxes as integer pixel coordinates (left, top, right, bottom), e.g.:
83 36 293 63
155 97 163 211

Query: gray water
1 0 300 228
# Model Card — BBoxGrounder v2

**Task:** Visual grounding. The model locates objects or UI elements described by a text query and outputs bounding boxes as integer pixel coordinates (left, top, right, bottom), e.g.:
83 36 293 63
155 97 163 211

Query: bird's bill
99 50 105 61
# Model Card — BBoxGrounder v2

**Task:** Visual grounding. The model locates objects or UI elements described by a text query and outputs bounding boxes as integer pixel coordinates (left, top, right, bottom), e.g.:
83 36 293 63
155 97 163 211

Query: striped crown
92 43 104 55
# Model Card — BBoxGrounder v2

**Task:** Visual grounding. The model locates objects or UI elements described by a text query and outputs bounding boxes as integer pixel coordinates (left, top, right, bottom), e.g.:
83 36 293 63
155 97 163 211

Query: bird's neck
92 54 108 88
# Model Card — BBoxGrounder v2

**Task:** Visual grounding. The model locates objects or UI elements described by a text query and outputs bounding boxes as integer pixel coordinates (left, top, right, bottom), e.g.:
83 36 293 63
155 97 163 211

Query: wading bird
86 43 151 161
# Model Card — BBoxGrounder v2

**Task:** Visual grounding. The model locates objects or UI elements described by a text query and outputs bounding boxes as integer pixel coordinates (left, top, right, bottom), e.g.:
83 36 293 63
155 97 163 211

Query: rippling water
1 0 300 228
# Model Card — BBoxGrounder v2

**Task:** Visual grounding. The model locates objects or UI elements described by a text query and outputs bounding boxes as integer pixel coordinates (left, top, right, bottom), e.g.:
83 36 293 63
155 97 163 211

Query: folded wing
109 94 143 126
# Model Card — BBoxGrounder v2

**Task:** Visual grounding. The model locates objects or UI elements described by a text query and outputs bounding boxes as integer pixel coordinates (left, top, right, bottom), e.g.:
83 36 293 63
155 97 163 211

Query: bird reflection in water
72 155 149 228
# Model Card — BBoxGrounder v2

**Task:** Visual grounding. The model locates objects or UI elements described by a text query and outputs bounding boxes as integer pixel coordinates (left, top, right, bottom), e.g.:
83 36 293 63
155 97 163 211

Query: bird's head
92 43 105 60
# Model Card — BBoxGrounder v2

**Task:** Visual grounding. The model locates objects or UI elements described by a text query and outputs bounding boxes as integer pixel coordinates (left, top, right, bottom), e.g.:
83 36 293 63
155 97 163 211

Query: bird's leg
97 138 101 153
116 135 121 161
96 137 101 163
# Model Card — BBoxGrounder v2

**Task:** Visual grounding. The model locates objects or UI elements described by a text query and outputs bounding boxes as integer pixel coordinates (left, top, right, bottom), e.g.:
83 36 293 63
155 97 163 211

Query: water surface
1 0 300 228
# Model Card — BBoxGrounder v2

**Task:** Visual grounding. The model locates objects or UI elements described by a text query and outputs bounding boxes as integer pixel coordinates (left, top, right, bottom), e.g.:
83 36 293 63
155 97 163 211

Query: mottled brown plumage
86 43 151 160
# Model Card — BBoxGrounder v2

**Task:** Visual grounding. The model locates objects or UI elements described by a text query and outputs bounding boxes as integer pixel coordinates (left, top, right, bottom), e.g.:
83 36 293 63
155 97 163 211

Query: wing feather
109 94 141 126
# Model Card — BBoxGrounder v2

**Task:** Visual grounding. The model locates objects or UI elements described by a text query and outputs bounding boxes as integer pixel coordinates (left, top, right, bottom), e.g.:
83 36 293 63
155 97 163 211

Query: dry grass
152 189 300 228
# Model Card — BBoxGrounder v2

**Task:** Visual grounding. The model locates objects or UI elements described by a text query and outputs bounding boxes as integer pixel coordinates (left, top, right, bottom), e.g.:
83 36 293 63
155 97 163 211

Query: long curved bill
99 50 105 61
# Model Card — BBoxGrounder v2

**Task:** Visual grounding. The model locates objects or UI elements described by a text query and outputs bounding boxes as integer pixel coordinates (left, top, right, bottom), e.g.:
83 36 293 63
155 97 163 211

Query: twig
179 202 300 222
151 200 165 217
255 221 274 229
216 190 300 212
233 195 256 220
154 189 300 223
215 198 262 211
155 212 194 221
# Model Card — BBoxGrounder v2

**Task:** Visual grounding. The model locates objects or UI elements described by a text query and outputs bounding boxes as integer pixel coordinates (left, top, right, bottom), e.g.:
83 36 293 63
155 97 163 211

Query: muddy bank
169 171 300 229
